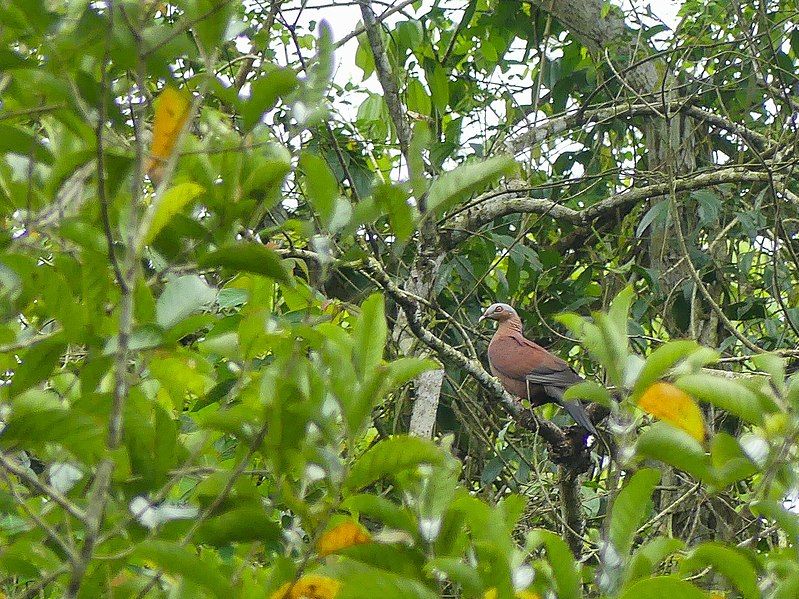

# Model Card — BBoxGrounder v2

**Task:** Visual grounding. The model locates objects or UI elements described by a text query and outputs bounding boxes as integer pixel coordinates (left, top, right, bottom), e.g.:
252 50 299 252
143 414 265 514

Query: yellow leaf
147 86 191 184
316 520 371 556
269 575 341 599
638 381 706 442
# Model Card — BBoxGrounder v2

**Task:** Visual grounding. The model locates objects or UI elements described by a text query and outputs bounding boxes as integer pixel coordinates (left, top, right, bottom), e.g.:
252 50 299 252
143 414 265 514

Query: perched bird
479 303 597 434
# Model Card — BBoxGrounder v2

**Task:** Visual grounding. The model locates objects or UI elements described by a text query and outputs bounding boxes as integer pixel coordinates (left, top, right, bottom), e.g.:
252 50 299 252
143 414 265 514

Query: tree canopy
1 0 799 597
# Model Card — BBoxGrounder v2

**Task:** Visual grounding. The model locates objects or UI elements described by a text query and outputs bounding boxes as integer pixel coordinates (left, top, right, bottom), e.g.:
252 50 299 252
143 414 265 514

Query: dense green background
1 0 799 597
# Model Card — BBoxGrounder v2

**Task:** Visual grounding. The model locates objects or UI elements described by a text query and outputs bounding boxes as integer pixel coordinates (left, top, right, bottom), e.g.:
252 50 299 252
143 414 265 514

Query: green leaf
610 468 661 556
372 183 415 242
8 336 66 397
527 529 582 599
385 357 438 388
140 182 204 248
352 294 387 376
428 64 449 111
608 285 634 338
617 576 707 599
626 538 685 585
134 540 233 597
563 380 614 408
241 66 298 131
752 352 786 394
710 432 758 489
342 494 416 533
750 500 799 540
680 542 759 599
406 79 432 115
426 155 515 214
156 274 217 329
195 506 281 548
0 124 53 164
346 436 445 490
675 374 764 424
299 152 339 228
424 557 482 596
631 340 699 401
355 33 375 79
190 0 233 53
325 559 439 599
199 242 291 284
635 422 711 481
636 199 669 237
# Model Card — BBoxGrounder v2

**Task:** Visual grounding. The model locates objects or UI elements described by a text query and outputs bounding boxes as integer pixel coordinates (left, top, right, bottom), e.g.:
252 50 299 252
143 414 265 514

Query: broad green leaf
429 64 449 111
140 182 204 248
617 576 707 599
199 242 291 284
346 436 445 490
626 537 685 584
675 374 763 424
372 183 415 242
750 500 799 541
680 542 759 599
0 124 53 164
426 155 515 214
636 199 669 237
299 152 339 228
385 357 437 388
324 559 439 599
352 293 387 376
527 529 582 599
631 340 700 400
752 352 786 395
610 468 661 556
355 33 375 79
406 79 432 115
134 540 233 597
635 422 711 481
190 0 233 53
195 507 281 548
608 285 634 340
241 66 298 131
710 432 758 489
424 557 482 596
342 494 416 533
156 274 216 329
563 380 614 408
8 335 66 397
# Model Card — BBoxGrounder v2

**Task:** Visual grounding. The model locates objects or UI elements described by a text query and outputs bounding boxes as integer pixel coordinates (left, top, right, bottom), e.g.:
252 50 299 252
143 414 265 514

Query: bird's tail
558 399 598 435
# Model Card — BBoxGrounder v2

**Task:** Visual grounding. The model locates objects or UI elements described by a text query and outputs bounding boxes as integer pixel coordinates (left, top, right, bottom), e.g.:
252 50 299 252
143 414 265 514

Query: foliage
1 0 799 598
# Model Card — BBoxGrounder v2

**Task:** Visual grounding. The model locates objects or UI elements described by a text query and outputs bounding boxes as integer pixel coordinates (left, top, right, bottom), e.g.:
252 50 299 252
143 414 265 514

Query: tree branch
443 168 772 247
509 101 770 155
358 0 412 165
363 258 599 468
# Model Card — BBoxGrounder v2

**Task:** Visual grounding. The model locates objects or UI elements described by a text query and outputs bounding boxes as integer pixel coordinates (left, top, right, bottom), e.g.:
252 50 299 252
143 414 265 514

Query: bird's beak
478 313 487 323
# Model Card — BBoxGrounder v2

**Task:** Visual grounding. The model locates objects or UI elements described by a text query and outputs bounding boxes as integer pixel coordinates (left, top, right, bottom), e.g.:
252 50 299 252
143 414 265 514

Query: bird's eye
495 306 503 312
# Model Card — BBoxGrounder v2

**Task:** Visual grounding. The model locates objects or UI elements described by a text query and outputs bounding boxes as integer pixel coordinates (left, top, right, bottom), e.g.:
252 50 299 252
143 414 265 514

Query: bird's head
478 302 517 323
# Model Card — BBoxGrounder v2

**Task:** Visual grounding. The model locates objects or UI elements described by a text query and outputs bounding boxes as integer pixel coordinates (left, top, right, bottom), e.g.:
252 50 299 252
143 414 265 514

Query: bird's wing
488 333 583 389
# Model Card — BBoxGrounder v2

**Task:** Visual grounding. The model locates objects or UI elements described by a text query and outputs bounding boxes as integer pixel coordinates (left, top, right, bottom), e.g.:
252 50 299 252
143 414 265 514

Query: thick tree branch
358 0 412 164
443 168 772 247
509 101 770 154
